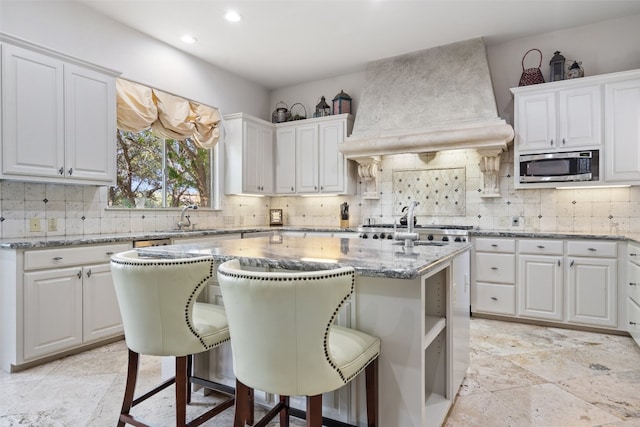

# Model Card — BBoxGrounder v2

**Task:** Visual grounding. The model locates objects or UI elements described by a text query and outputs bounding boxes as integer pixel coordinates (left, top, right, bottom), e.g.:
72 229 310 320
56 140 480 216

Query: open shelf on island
423 315 446 349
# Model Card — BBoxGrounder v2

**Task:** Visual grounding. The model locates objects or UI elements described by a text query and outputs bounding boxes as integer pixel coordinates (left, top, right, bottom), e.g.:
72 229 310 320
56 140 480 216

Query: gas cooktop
360 224 474 230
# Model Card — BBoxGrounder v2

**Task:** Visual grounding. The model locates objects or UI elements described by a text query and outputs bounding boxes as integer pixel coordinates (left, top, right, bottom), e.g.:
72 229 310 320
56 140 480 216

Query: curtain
116 78 221 149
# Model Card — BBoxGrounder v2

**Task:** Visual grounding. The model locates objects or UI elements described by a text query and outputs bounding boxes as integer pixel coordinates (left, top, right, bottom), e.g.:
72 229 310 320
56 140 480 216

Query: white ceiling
75 0 640 90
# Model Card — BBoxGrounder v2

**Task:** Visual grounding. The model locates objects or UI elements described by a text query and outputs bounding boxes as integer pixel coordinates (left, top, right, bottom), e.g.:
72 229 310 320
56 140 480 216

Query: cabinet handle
562 138 566 145
631 321 638 326
291 187 294 191
106 252 114 255
58 167 64 175
550 139 554 146
588 247 597 252
557 259 561 266
314 186 318 190
630 282 638 287
537 245 545 249
52 256 63 261
490 266 498 270
490 296 498 301
570 260 575 267
68 168 73 176
77 270 82 279
86 269 92 278
630 253 638 257
491 244 498 247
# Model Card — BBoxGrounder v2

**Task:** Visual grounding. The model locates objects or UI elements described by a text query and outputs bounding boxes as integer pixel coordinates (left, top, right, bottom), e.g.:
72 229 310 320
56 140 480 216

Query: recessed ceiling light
225 10 242 22
181 34 197 44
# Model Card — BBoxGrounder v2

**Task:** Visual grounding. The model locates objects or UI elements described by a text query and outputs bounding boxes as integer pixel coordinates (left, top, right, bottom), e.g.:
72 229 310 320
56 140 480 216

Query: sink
391 241 447 246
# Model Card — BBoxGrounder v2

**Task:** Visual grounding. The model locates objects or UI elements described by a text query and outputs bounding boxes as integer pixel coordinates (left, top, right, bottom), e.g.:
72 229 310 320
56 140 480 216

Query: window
109 129 212 208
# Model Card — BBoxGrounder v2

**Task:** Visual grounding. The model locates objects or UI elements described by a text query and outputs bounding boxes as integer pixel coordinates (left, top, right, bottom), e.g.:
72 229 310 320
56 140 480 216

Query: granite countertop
1 226 638 250
0 226 357 249
136 235 472 279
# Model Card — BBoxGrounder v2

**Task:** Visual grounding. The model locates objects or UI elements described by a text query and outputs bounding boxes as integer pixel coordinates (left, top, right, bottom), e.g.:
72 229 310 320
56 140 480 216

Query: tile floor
1 318 639 426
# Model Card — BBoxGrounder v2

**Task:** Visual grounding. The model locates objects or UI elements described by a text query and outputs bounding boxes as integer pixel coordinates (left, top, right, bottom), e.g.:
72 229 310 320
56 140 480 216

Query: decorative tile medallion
392 168 466 216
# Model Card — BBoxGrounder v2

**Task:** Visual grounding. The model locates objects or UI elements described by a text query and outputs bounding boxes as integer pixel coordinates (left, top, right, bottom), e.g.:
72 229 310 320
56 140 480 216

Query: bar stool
217 259 380 427
110 250 237 427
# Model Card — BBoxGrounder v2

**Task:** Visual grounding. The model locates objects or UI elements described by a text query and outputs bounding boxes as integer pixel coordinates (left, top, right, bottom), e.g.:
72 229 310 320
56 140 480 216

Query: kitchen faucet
177 205 198 230
394 201 420 247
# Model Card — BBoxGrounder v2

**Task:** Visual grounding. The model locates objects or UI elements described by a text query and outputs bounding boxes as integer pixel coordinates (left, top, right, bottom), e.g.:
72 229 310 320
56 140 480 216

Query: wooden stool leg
118 349 140 427
234 379 250 427
279 395 289 427
365 358 379 427
176 356 188 427
306 395 322 427
186 354 193 404
247 387 254 425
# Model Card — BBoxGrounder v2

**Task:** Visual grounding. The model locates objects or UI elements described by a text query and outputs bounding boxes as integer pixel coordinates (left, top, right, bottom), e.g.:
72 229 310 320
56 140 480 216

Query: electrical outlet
29 218 41 232
48 218 57 232
511 216 520 227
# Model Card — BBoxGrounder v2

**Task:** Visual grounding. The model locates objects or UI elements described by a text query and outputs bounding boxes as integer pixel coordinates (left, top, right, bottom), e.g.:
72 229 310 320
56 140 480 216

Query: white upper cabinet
1 40 118 184
224 113 274 195
274 127 296 194
514 84 601 152
277 114 355 195
604 77 640 182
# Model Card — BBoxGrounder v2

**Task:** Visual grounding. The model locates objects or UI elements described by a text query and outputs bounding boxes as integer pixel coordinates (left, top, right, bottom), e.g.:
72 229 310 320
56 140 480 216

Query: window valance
116 78 220 149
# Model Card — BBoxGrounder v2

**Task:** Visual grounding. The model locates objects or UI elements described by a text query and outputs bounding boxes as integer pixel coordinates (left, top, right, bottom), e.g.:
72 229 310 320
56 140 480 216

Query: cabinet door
243 120 273 194
24 267 83 360
567 257 617 327
275 127 296 193
83 263 123 342
628 297 640 347
318 120 345 193
518 254 563 321
558 85 601 149
1 43 65 178
604 78 640 182
64 63 116 183
516 92 556 151
295 124 319 193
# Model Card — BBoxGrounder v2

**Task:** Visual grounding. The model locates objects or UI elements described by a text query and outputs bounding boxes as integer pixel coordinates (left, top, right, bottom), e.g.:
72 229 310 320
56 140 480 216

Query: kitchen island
139 235 472 427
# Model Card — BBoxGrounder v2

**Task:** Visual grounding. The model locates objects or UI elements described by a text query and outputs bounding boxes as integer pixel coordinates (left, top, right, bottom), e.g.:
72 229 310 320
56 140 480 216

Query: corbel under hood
339 37 514 198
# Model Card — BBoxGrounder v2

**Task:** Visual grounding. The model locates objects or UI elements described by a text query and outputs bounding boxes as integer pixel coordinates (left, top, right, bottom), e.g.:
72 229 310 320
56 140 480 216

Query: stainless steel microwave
519 150 599 183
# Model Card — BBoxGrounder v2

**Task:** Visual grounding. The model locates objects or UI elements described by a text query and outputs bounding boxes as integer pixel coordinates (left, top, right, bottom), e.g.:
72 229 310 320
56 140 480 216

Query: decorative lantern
314 96 331 118
332 90 352 115
549 51 566 82
271 101 291 123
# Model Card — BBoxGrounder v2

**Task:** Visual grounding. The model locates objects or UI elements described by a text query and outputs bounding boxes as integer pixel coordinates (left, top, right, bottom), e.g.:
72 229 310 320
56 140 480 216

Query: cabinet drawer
566 240 617 258
474 283 516 315
629 260 640 302
628 242 640 265
519 239 563 255
474 238 516 253
24 243 131 271
475 253 516 284
627 297 640 344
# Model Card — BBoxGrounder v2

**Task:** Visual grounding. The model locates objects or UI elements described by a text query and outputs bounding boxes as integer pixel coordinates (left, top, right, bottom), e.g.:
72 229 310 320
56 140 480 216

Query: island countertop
137 234 472 279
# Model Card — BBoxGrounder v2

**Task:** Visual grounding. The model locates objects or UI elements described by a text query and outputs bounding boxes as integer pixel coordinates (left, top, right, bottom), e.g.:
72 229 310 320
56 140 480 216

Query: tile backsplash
1 146 639 239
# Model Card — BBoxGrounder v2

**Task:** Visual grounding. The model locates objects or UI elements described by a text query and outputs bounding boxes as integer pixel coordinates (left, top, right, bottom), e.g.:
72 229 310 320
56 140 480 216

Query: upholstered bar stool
217 259 380 427
110 250 237 427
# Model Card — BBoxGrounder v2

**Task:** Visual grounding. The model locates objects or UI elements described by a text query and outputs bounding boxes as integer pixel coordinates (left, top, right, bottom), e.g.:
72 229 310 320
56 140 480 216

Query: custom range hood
339 38 514 198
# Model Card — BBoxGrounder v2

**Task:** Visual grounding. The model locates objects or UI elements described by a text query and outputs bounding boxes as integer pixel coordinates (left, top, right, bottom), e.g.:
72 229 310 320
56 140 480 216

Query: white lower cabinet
566 240 618 328
472 238 516 316
518 254 563 321
472 236 622 331
626 242 640 346
518 239 564 321
24 267 83 360
0 242 129 371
